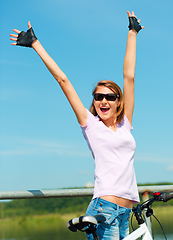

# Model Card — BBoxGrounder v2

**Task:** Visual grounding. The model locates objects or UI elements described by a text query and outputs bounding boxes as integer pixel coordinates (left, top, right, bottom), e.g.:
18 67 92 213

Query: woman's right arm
10 21 87 126
32 39 88 126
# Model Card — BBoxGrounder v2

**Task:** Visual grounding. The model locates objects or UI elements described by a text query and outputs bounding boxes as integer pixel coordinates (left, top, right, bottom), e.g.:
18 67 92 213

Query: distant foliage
138 182 173 186
0 196 92 218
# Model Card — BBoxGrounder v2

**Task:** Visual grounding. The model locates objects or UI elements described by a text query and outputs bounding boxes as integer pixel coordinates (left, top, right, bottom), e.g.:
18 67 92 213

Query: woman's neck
101 116 117 132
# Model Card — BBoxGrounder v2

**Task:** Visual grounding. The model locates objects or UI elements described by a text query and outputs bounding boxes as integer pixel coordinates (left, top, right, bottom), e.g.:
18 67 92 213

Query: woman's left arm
123 11 144 125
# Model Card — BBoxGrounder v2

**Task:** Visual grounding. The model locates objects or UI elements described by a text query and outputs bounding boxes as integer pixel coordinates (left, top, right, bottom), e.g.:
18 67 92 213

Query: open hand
10 21 37 47
127 11 145 32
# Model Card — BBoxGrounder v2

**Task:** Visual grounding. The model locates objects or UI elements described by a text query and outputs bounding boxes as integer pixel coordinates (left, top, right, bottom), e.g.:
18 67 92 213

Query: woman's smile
100 106 110 114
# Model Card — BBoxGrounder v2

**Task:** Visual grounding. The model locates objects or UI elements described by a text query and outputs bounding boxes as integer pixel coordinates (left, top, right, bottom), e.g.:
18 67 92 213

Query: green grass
0 207 172 240
0 212 85 240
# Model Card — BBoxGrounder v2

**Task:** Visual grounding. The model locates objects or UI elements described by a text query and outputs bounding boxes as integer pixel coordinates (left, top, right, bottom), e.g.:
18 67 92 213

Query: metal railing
0 185 173 200
0 185 173 236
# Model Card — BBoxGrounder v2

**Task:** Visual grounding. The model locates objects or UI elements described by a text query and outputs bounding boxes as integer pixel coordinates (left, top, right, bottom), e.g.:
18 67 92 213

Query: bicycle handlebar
161 192 173 202
140 192 173 210
132 192 173 225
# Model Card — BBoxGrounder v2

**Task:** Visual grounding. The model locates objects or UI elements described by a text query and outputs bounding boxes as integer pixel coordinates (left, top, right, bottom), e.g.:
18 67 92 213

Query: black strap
17 27 37 47
128 16 142 33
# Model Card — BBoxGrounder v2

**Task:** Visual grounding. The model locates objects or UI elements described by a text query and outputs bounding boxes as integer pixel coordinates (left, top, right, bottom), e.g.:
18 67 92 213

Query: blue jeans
85 198 132 240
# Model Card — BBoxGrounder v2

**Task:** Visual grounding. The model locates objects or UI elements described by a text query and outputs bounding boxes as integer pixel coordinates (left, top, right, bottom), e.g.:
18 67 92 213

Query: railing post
142 191 152 236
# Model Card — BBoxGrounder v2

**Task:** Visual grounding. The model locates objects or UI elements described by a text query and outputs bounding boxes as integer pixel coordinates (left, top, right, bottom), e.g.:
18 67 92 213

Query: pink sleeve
80 109 97 129
124 115 133 131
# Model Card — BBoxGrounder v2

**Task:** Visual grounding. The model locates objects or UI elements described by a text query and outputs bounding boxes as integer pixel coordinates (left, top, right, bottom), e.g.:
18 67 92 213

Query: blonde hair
89 80 124 123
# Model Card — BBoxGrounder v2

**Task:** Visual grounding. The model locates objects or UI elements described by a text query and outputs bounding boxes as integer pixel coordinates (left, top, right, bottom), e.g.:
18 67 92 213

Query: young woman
10 11 144 240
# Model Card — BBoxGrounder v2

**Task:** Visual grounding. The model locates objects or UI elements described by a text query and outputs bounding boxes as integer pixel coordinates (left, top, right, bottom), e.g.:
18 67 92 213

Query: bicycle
67 191 173 240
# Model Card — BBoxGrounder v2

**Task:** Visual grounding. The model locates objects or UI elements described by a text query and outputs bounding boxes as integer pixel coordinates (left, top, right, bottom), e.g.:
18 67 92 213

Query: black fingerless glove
128 16 142 33
17 27 37 47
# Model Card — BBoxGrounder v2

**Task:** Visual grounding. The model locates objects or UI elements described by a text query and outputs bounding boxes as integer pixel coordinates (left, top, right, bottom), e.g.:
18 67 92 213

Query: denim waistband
91 197 131 225
92 197 131 210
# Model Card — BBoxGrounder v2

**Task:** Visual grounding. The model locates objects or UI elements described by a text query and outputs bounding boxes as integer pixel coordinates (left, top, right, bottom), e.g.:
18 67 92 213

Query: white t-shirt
81 109 140 203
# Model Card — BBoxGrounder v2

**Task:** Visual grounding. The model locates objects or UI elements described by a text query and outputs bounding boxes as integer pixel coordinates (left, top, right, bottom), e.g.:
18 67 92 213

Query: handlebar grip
161 192 173 202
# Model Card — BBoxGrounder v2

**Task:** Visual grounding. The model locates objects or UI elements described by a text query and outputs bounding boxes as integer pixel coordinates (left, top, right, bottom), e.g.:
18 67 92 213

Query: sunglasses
93 93 120 101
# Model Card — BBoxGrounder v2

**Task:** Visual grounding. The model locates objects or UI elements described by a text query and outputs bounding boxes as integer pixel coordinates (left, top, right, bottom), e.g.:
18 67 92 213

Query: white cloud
85 182 94 188
0 87 32 102
0 150 31 156
0 137 90 158
0 59 29 66
165 165 173 172
78 170 90 175
135 153 173 164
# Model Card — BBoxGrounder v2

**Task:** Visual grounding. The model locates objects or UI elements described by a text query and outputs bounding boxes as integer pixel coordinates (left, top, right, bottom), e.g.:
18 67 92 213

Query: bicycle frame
123 222 153 240
68 192 173 240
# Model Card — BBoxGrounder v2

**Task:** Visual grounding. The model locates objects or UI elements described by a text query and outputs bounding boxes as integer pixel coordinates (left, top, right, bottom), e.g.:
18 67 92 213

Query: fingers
127 10 144 27
10 35 17 45
10 30 19 45
10 37 17 41
127 11 137 19
132 11 137 18
10 30 19 44
127 11 131 17
10 29 20 43
28 21 32 29
135 17 145 29
10 38 17 45
10 33 18 38
10 22 32 46
127 11 145 32
12 29 21 34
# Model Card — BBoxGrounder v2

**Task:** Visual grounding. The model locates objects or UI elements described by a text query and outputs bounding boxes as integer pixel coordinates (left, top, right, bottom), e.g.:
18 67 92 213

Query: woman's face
93 86 120 124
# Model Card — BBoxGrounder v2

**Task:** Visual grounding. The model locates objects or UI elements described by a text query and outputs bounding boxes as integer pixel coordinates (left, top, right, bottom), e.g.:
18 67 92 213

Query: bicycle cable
131 204 167 240
152 214 167 240
142 202 167 240
130 199 150 231
130 212 135 231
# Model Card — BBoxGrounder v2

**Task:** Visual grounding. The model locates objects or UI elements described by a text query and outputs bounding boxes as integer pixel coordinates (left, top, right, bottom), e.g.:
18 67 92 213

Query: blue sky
0 0 173 192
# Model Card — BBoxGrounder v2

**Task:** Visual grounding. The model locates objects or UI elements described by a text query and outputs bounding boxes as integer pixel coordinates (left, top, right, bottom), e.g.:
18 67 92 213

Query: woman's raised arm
123 11 144 125
10 21 87 126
